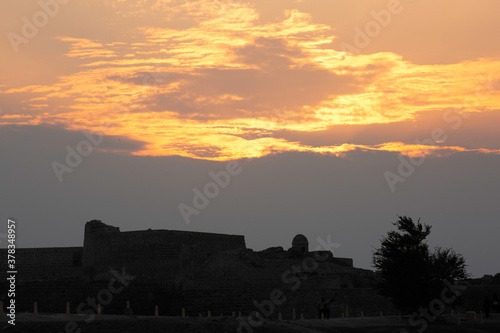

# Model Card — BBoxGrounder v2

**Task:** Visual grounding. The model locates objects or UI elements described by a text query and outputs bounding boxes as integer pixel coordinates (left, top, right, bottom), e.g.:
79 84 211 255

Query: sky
1 0 499 278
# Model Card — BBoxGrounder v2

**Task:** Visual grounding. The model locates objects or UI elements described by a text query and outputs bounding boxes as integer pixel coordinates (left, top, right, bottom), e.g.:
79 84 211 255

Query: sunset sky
1 0 499 277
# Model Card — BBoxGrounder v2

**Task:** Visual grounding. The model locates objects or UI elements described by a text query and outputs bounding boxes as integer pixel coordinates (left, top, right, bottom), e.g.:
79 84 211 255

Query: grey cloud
273 109 500 151
1 124 499 278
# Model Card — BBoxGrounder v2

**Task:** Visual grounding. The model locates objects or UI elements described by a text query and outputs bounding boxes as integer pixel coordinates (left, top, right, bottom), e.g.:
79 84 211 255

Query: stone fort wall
82 220 246 282
0 278 394 318
0 247 83 283
0 220 398 317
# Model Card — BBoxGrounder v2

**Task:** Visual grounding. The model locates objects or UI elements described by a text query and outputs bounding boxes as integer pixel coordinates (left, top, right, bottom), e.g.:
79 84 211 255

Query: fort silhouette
0 220 395 317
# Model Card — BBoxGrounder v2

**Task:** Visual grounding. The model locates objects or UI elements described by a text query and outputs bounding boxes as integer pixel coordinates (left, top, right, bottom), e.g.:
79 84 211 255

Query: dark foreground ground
2 313 500 333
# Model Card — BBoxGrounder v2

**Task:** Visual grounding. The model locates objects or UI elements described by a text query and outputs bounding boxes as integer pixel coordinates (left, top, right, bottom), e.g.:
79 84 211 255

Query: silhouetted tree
372 216 468 313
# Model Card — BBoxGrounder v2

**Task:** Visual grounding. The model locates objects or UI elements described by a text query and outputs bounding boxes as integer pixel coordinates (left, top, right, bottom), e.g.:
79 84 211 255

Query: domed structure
291 234 309 255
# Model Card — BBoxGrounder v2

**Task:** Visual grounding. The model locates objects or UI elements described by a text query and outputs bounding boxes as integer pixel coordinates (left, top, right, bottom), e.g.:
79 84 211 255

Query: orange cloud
1 1 499 160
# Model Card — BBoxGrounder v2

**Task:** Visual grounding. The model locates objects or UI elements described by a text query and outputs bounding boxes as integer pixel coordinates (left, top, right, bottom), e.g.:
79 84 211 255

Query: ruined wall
0 220 396 318
0 279 394 318
82 220 246 282
0 247 83 283
175 247 391 317
332 257 353 267
461 281 500 312
0 278 183 315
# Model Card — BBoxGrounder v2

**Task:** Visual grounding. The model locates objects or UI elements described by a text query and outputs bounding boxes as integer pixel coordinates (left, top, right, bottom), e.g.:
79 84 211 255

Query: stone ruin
0 220 395 318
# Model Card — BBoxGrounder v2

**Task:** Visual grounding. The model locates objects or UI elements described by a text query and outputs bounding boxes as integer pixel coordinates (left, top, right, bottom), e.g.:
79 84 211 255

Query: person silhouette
483 296 491 318
492 293 499 313
317 298 325 319
325 298 335 319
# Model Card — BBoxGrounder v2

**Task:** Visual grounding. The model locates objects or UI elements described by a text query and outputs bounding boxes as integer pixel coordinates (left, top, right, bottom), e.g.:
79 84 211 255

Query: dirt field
2 313 500 332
